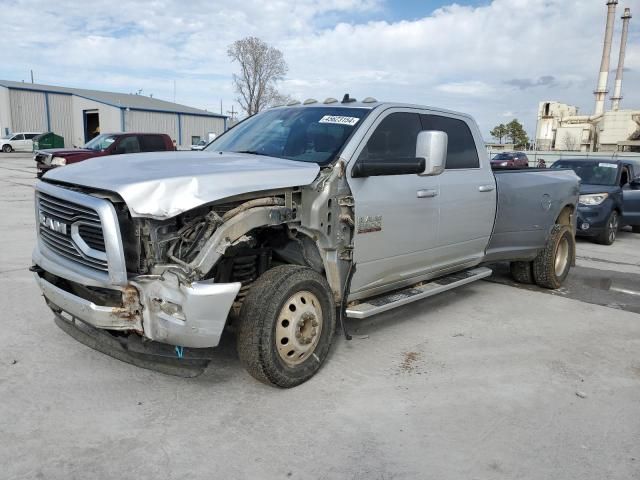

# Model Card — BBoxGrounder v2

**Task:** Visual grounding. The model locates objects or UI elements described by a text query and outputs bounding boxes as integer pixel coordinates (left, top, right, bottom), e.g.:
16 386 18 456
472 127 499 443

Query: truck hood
579 184 621 195
42 151 321 219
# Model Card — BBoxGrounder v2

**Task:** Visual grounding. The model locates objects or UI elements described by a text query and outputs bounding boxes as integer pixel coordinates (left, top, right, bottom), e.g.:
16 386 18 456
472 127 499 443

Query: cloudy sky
3 0 639 139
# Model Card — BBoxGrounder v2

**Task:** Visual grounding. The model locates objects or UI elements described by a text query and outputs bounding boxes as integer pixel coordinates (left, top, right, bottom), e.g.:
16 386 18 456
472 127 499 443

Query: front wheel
236 265 336 388
596 210 619 245
2 144 12 153
533 224 574 289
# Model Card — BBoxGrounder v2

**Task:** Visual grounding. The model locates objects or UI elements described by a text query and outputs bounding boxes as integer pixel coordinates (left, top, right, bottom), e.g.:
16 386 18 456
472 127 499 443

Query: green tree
505 119 529 149
490 124 508 144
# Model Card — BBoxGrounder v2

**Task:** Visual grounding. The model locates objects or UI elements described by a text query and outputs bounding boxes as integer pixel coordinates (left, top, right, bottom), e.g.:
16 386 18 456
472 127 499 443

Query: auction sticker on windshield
318 115 360 126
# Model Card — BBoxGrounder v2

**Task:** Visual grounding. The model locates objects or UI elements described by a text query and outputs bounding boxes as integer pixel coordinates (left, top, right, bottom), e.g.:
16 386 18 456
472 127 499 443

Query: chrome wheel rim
608 213 618 243
555 237 569 277
276 291 323 366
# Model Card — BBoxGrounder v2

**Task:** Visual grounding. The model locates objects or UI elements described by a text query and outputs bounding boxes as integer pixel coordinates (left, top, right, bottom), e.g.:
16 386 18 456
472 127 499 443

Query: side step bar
345 267 492 319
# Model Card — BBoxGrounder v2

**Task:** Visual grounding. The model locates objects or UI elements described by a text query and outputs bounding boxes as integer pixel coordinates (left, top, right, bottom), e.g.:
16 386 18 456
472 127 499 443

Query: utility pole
226 105 237 122
173 80 176 103
220 99 223 115
30 70 34 83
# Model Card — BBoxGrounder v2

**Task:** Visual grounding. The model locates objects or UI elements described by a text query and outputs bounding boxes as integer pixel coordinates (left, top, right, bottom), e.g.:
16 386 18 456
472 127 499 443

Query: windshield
1 134 11 139
206 107 370 164
552 160 619 186
84 134 116 151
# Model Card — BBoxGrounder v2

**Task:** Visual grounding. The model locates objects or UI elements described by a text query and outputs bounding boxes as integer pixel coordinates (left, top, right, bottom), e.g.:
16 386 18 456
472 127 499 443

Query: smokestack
594 0 618 116
611 8 632 111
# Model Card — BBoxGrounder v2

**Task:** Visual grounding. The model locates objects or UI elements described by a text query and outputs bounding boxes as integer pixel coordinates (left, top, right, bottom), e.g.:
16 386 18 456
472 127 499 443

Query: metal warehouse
0 80 227 149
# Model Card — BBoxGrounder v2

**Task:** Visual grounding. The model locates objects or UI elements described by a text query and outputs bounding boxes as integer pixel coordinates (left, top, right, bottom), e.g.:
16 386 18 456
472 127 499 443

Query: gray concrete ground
1 153 639 480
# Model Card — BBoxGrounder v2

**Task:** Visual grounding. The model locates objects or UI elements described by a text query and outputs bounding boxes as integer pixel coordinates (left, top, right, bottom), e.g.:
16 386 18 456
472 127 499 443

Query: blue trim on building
177 113 182 145
44 92 51 131
2 85 227 119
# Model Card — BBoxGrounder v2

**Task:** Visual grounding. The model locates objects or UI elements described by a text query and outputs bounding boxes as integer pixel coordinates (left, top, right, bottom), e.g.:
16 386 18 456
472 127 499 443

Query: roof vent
341 93 357 103
362 97 378 103
303 98 318 105
286 100 301 106
323 97 338 104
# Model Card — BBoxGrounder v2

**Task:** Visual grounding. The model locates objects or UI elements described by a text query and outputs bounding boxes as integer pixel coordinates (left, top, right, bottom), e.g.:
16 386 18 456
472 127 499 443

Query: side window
12 134 24 141
141 135 166 152
191 136 201 145
420 115 479 169
358 112 422 161
116 136 141 154
25 133 38 140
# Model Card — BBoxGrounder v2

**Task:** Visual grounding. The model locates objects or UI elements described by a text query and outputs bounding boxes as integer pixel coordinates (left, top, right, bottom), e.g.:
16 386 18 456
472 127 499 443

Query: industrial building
535 2 639 152
0 80 227 149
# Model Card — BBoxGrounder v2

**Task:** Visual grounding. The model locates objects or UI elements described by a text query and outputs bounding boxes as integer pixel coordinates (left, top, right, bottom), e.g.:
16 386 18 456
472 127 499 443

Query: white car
190 139 208 151
1 132 42 153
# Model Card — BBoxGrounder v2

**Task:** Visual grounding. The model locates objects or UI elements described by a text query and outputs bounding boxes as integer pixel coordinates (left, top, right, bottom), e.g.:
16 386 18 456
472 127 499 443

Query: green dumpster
33 132 64 151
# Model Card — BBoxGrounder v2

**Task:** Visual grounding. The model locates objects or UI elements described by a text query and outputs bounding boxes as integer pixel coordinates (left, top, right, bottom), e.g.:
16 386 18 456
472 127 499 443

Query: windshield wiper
235 150 267 156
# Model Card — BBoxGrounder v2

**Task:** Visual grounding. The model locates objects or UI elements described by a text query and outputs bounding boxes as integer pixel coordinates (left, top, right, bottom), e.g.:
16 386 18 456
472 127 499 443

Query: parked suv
35 132 175 177
1 132 42 152
551 158 640 244
491 152 529 169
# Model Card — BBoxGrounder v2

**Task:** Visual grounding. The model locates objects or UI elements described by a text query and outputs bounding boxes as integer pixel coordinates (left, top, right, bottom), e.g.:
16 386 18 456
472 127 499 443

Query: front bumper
33 245 241 349
575 204 610 237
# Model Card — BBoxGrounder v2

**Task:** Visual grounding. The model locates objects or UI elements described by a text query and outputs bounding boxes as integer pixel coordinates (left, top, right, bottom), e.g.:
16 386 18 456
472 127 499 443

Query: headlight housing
500 161 509 166
51 156 67 166
579 193 608 205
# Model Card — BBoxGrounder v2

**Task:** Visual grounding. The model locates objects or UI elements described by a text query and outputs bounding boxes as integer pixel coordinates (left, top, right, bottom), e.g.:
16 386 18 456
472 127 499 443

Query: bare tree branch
227 37 288 116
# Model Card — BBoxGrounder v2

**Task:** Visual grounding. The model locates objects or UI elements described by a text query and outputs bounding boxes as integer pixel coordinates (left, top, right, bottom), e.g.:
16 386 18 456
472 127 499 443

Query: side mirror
416 130 447 176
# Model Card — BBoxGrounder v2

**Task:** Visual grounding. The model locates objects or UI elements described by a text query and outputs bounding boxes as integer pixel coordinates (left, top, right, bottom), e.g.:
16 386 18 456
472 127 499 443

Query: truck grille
37 192 108 272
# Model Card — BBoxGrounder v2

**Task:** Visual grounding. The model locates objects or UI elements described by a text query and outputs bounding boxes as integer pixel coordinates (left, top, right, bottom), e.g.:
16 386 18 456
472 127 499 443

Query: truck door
347 110 440 298
420 114 496 267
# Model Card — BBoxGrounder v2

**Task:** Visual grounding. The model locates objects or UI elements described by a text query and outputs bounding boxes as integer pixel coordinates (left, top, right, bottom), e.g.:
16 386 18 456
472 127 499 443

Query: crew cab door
420 114 496 267
12 133 26 151
347 110 441 297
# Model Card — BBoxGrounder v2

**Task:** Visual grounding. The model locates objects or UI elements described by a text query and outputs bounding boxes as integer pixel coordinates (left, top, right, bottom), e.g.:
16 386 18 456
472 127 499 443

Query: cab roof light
287 100 301 106
303 98 318 105
362 97 378 103
323 97 338 104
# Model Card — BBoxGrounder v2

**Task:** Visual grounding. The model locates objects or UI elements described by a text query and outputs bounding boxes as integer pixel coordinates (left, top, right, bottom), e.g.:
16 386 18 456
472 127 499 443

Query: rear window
420 115 479 169
140 135 167 152
492 153 514 160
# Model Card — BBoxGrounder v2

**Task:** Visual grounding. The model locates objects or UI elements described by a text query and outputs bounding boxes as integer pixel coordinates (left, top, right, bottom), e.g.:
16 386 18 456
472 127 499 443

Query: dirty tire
2 144 12 153
510 261 534 284
596 210 619 245
236 265 336 388
533 224 574 289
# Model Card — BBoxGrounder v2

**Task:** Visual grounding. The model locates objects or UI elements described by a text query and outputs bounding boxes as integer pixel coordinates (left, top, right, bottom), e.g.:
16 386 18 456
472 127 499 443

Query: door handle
417 189 438 198
478 184 495 192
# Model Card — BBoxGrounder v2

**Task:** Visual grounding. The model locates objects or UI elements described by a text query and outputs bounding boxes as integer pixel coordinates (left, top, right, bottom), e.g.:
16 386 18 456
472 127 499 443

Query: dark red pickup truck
35 132 175 177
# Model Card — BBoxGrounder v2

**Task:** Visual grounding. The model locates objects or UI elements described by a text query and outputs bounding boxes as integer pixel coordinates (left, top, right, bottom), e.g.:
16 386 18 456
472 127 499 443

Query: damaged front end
32 180 306 373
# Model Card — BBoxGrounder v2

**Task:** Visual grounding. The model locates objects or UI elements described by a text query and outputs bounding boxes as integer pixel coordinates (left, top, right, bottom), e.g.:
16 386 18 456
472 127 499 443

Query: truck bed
484 168 580 263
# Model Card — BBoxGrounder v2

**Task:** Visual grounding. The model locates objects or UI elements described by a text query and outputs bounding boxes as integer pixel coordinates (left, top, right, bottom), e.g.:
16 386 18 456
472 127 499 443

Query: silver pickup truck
32 99 580 387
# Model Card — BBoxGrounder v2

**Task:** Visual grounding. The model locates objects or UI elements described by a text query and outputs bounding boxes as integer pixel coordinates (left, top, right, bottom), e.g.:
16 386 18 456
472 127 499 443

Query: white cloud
2 0 639 138
436 81 495 96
